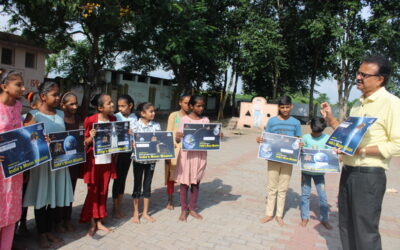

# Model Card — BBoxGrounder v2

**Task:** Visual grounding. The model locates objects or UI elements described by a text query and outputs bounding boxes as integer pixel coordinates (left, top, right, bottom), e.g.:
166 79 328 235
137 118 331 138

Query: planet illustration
63 135 77 152
313 152 329 163
292 139 300 150
213 125 220 136
260 143 273 159
183 134 196 149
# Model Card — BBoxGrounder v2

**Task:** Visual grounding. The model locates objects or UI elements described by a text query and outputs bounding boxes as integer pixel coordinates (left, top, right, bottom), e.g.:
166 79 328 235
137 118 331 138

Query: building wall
105 71 174 110
0 45 46 92
0 42 47 108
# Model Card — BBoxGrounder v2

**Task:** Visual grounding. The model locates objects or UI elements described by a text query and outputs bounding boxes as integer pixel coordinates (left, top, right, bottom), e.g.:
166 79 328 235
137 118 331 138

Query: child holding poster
58 91 82 232
174 95 214 222
256 96 301 226
80 94 117 236
112 95 137 218
17 92 41 236
131 102 161 224
23 81 74 248
300 117 332 230
165 94 190 210
0 70 25 250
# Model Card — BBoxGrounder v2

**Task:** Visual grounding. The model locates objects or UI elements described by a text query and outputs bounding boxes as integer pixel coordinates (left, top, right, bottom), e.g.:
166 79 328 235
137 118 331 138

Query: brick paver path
15 128 400 249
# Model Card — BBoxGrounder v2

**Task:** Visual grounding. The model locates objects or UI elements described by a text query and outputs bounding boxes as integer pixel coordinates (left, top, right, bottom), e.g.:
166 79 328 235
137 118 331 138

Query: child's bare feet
260 216 274 223
38 233 51 248
46 232 63 243
55 223 66 233
300 219 309 227
166 201 174 210
275 216 285 226
113 210 125 219
179 210 189 222
96 221 112 233
189 210 203 220
86 225 97 237
321 221 333 230
143 213 156 223
131 214 140 224
64 221 76 232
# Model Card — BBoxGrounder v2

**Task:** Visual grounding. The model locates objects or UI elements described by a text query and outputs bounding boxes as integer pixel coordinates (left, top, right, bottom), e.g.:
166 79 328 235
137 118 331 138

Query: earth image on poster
183 134 196 149
313 152 329 164
63 135 77 152
213 125 220 136
260 143 273 159
292 139 300 150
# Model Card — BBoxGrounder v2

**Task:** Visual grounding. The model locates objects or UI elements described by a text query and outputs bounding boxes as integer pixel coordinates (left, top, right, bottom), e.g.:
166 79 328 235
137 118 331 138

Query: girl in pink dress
175 95 210 222
0 70 25 250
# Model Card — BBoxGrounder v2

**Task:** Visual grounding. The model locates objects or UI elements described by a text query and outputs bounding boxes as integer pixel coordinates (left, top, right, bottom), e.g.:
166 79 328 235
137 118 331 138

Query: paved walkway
15 128 400 249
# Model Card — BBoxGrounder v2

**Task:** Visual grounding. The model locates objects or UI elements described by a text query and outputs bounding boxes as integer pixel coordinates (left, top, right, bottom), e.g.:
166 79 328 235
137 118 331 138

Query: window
25 52 36 68
122 73 134 81
138 75 147 83
150 77 160 85
1 48 13 65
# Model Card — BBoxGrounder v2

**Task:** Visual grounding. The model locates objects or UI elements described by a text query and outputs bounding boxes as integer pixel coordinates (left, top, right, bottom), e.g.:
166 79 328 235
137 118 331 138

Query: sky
0 9 361 103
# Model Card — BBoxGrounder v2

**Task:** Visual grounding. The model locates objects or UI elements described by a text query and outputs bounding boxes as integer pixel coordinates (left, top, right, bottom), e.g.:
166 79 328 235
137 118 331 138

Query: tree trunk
217 70 229 120
272 64 279 100
231 74 239 116
218 67 236 121
308 73 316 120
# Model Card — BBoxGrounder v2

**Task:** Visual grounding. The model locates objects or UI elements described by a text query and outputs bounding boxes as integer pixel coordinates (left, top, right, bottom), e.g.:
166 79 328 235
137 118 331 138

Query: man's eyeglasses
356 71 380 79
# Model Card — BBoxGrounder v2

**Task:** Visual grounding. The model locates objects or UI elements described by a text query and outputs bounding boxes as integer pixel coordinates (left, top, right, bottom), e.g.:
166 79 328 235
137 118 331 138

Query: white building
0 32 51 94
105 70 176 110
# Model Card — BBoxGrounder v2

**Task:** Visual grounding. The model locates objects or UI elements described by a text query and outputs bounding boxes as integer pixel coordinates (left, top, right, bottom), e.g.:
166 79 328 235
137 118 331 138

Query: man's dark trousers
339 166 386 250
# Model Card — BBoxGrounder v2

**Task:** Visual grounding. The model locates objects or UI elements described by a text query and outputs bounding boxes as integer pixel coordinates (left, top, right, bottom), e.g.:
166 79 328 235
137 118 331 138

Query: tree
328 1 367 121
123 0 229 95
297 0 336 119
4 0 137 110
367 0 400 97
240 1 288 99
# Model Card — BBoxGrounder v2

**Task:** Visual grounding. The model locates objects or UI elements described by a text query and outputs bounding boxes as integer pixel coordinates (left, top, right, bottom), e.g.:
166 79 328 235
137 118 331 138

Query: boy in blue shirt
257 96 302 226
300 117 333 230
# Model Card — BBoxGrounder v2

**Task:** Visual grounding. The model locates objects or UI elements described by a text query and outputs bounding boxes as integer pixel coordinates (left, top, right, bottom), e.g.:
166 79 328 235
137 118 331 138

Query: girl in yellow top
165 94 190 210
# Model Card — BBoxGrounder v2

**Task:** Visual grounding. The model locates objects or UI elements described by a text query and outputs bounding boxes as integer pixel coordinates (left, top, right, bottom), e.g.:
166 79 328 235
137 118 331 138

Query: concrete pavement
15 127 400 250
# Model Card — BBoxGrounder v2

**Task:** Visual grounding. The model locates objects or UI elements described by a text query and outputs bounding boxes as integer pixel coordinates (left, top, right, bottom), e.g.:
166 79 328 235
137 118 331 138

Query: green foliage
4 0 400 116
123 0 230 94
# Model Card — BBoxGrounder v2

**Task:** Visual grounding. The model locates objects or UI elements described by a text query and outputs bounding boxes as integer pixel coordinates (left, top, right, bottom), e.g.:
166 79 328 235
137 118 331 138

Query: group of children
0 69 214 249
0 69 333 250
257 95 333 230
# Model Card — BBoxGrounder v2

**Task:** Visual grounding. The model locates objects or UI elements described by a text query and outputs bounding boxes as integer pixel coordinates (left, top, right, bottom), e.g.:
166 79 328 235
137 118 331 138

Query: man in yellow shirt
321 55 400 250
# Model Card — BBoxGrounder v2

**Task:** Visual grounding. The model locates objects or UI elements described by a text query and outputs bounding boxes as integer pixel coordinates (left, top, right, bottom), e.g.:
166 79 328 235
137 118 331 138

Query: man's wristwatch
360 148 367 158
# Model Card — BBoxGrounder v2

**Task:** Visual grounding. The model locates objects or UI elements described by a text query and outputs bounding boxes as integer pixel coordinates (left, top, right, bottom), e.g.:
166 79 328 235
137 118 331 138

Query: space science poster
93 121 132 155
258 132 301 164
49 129 86 171
326 116 377 156
300 149 340 173
182 123 222 151
0 123 51 178
134 131 175 161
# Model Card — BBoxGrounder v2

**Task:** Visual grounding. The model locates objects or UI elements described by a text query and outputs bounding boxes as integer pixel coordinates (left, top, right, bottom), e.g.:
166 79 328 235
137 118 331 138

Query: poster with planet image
182 123 222 151
326 116 377 156
133 131 175 161
94 121 132 155
300 149 340 173
0 123 51 178
49 129 86 171
258 132 301 164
